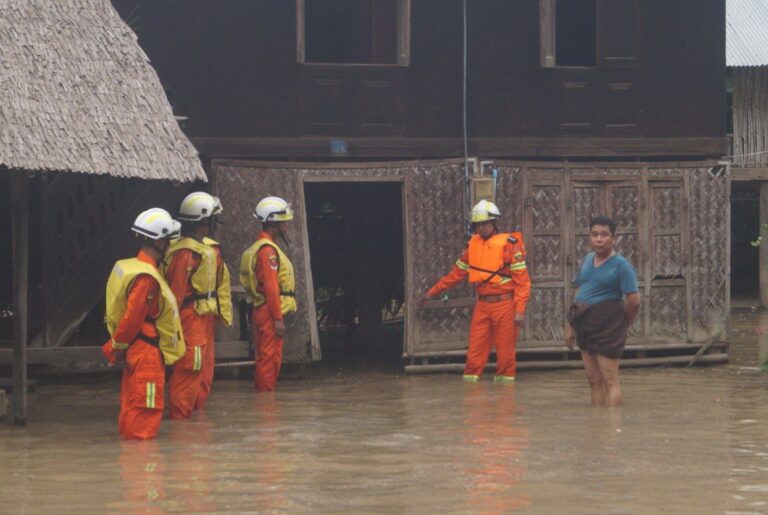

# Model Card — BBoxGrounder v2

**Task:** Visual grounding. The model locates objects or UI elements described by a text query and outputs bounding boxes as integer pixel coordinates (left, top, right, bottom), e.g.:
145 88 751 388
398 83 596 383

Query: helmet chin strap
278 224 292 251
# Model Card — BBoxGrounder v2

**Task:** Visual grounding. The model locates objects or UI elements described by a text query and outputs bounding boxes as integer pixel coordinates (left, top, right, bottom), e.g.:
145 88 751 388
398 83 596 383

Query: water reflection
117 440 166 512
0 368 767 513
460 384 530 513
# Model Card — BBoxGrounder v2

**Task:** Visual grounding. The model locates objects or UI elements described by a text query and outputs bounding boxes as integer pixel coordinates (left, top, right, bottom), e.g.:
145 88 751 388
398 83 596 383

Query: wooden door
647 180 690 340
522 168 567 344
570 178 645 336
408 161 473 356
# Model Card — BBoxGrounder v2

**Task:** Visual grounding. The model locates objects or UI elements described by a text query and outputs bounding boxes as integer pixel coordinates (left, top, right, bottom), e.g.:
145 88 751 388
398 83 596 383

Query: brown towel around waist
567 299 628 358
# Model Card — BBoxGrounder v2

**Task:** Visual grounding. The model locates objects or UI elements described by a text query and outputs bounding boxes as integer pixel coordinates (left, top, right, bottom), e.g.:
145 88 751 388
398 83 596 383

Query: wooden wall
732 67 768 167
212 159 729 363
111 0 726 143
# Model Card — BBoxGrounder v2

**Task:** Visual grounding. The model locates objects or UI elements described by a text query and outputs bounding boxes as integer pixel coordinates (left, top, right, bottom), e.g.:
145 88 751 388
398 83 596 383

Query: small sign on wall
471 177 494 205
330 139 348 155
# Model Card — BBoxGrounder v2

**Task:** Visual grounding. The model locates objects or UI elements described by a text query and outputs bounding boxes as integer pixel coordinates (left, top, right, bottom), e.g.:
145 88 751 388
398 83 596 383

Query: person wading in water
565 215 640 407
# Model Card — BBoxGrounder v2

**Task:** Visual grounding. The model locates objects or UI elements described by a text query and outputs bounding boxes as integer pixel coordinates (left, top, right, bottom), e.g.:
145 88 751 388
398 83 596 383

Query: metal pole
462 0 471 234
11 171 28 426
760 182 768 308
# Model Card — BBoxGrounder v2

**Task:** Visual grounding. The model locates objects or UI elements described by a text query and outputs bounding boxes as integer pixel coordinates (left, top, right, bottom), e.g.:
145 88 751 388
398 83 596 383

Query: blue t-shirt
573 252 638 305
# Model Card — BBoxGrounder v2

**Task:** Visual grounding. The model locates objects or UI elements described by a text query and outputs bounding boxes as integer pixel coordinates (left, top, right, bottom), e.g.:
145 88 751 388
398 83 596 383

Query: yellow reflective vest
165 236 233 326
239 238 297 315
203 237 233 327
105 258 186 365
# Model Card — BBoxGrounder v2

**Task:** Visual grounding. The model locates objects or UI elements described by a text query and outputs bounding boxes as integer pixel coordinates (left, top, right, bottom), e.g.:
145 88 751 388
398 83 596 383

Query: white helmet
131 208 181 240
178 192 222 222
254 196 294 223
470 200 501 223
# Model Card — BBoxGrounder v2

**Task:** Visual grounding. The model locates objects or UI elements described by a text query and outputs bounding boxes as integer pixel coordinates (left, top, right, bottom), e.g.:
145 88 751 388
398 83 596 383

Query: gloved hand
102 341 125 366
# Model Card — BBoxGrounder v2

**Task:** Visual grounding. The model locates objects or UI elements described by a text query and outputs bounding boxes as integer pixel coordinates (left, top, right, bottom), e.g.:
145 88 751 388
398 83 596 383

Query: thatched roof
0 0 206 182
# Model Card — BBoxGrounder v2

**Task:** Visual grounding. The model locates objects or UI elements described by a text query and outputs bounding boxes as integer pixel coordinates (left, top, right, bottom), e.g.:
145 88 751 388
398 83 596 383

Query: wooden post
10 171 28 426
760 183 768 308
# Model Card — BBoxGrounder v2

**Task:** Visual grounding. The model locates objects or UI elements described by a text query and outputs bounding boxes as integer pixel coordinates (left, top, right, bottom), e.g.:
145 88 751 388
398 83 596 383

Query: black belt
136 332 159 347
253 291 295 308
255 290 295 298
183 291 218 307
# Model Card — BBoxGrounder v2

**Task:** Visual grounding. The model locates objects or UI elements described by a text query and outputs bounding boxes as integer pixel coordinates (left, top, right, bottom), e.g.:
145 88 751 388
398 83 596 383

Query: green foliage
752 223 768 247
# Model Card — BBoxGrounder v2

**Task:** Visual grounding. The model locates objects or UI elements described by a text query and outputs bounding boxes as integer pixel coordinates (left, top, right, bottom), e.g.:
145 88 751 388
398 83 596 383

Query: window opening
541 0 597 68
555 0 597 66
299 0 410 65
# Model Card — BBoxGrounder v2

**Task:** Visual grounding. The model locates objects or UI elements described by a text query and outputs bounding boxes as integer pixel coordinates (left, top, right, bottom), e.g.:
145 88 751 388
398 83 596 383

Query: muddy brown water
1 367 767 514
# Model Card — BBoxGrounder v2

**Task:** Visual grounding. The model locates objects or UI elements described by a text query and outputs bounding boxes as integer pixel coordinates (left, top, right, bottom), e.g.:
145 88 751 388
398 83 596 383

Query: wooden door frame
300 172 408 360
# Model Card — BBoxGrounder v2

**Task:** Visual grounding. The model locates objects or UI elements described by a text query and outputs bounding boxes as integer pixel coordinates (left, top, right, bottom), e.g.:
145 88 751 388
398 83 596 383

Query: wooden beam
761 183 768 308
10 171 28 426
404 353 728 374
0 341 253 368
192 137 729 160
731 167 768 181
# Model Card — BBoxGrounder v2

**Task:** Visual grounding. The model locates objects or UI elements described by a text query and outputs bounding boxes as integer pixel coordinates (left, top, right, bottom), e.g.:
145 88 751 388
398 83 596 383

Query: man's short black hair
590 215 617 235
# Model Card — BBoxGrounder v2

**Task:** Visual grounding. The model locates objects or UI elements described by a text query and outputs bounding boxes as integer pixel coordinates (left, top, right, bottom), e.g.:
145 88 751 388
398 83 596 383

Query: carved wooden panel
418 305 472 348
650 286 687 338
494 165 523 230
689 167 728 337
525 287 564 342
215 163 313 363
528 236 562 279
574 185 600 230
652 185 682 230
410 162 472 353
531 185 562 231
608 183 642 280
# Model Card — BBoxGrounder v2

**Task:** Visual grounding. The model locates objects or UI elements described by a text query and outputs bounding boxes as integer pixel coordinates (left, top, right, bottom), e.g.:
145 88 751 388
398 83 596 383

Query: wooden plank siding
212 160 729 363
112 0 726 145
732 67 768 167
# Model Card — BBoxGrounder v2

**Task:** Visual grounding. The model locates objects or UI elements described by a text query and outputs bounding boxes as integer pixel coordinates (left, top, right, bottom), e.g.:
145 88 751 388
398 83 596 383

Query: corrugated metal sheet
727 0 768 67
0 0 206 182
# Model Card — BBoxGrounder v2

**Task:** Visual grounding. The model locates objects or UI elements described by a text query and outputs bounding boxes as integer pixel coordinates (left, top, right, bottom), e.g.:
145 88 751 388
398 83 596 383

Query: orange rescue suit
165 248 209 419
426 231 532 380
250 232 288 392
102 250 165 440
198 244 226 409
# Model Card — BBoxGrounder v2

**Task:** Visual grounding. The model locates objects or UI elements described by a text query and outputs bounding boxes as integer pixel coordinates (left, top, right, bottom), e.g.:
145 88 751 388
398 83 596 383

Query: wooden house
726 0 768 310
0 0 206 420
108 0 730 371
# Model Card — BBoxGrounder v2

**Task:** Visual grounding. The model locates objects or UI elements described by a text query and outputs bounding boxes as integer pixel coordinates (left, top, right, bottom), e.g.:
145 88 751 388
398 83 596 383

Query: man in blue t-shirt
565 215 641 408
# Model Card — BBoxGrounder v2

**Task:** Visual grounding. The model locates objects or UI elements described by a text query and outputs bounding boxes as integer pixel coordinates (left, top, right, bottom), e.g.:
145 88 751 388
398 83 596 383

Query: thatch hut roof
0 0 206 182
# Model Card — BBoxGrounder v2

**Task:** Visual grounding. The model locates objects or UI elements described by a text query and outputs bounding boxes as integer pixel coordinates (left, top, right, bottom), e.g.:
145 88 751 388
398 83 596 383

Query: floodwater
1 367 768 514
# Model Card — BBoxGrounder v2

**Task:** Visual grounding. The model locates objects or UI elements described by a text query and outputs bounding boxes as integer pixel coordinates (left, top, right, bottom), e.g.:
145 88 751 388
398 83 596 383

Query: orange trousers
252 305 283 392
195 339 215 410
119 341 165 440
168 343 204 420
465 298 519 378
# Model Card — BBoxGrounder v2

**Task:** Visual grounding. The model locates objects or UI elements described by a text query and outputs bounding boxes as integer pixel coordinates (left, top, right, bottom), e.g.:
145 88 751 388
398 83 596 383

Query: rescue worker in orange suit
421 200 531 382
240 196 297 392
164 192 233 419
102 208 186 439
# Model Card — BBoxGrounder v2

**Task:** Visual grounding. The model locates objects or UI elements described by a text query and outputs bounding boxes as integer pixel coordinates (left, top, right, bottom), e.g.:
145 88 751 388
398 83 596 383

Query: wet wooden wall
111 0 725 142
213 160 729 363
732 67 768 167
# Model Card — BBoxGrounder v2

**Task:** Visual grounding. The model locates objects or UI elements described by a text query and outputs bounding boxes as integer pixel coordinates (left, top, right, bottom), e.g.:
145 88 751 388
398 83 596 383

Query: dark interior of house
305 182 404 367
730 181 760 300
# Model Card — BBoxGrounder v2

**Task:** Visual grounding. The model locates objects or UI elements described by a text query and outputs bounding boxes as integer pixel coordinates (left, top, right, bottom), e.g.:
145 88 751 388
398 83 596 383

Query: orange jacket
253 231 284 321
165 247 211 346
427 231 531 314
103 250 160 363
